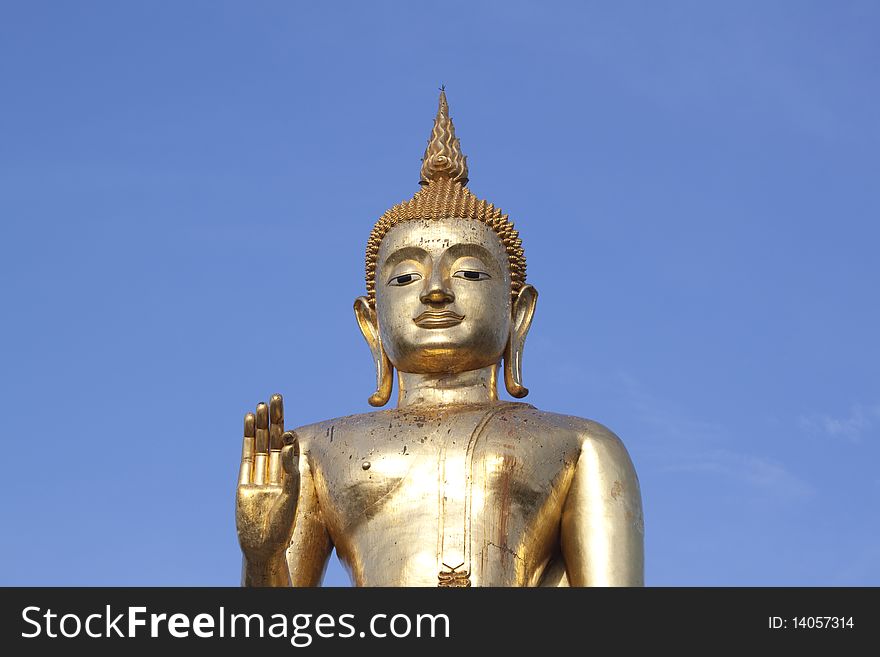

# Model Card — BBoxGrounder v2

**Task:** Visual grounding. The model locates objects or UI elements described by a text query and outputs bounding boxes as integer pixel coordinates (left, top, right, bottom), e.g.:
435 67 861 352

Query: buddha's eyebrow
382 246 428 271
442 243 501 273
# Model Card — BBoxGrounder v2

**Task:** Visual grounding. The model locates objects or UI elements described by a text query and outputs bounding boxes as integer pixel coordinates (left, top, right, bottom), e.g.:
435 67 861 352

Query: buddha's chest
308 407 580 583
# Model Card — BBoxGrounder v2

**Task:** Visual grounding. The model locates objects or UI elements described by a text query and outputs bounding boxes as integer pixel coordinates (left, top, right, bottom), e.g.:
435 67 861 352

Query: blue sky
1 1 877 586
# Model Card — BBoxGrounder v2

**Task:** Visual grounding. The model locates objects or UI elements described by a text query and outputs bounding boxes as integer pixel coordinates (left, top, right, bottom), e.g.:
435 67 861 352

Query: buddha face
374 218 513 374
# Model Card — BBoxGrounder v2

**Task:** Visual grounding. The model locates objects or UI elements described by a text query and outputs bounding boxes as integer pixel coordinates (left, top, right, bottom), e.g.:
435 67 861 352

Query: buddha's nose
420 284 455 306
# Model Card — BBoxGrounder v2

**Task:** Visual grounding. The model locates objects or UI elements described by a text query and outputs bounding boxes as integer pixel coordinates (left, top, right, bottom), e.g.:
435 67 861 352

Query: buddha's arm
560 424 644 586
241 448 332 587
285 450 332 586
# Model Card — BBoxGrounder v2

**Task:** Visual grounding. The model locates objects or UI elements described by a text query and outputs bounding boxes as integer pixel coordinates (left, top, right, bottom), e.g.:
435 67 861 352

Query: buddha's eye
453 270 491 281
388 272 422 286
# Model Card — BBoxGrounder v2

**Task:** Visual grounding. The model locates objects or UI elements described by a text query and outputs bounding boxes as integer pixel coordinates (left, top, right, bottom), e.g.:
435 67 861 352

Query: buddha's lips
413 310 465 329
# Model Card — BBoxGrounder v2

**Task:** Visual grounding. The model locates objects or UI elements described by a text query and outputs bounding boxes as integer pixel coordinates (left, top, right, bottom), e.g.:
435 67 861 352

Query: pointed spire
419 86 469 186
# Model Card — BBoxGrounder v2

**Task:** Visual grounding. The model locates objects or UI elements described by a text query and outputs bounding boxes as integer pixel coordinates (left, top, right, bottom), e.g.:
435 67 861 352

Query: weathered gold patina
235 91 644 587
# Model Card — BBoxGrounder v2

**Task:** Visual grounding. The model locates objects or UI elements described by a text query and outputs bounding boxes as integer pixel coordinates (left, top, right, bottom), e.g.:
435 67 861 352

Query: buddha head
354 90 538 406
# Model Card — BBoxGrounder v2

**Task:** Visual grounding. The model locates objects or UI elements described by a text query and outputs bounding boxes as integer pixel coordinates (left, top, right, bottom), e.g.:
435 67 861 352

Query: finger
282 431 300 468
238 413 256 486
253 402 269 485
281 432 300 493
270 427 295 486
269 393 284 449
268 394 284 484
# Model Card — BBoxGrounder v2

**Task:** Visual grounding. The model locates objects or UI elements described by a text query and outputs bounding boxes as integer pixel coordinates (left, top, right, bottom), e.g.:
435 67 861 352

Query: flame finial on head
419 87 469 185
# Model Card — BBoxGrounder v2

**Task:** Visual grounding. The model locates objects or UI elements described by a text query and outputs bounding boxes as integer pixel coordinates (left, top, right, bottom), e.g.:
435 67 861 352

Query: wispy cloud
662 449 814 500
798 404 880 444
614 371 814 500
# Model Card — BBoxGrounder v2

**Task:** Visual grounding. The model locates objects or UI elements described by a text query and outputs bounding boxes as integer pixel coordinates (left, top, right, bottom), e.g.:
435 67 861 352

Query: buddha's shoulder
289 407 402 447
505 404 630 451
290 403 627 452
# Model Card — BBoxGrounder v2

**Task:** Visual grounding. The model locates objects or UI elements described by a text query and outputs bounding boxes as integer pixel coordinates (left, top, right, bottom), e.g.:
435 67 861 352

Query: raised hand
235 394 300 565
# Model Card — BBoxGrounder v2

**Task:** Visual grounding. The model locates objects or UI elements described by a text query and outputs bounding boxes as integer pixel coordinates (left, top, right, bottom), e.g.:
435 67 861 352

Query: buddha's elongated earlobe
354 297 394 406
504 285 538 398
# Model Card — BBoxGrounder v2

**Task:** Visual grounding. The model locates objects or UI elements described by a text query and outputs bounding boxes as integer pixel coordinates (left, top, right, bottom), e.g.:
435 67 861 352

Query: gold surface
235 90 644 587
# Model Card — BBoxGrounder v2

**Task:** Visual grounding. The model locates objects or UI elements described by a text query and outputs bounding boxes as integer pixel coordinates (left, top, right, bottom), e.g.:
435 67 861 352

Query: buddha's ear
504 285 538 398
354 297 394 407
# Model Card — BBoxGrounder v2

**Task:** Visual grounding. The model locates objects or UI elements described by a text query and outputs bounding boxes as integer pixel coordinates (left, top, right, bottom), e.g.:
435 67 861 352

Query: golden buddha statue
235 90 644 587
